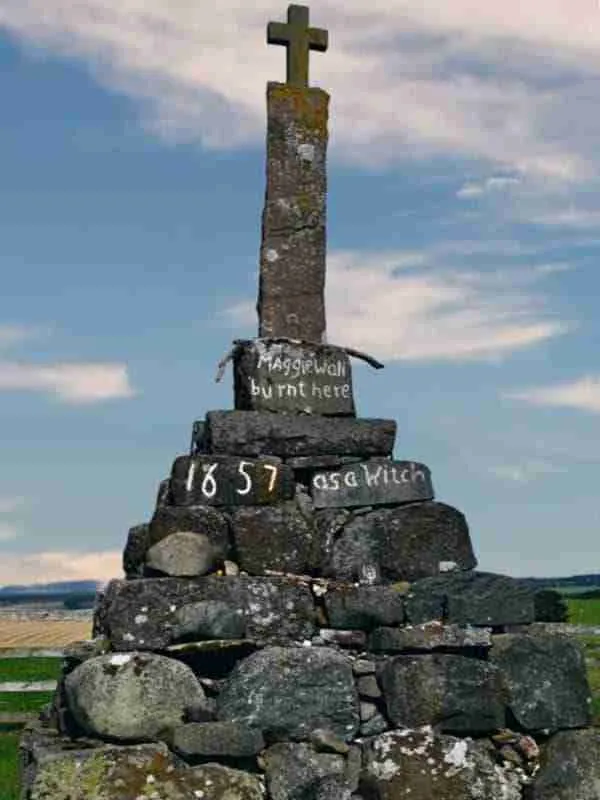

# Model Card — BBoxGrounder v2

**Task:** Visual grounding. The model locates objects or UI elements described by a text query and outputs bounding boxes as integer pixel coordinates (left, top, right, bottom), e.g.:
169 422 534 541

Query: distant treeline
0 590 98 609
521 574 600 591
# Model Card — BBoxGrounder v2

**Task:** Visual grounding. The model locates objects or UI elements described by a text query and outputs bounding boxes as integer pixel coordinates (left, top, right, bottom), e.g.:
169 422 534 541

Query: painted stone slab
310 459 434 509
170 455 294 507
234 339 355 416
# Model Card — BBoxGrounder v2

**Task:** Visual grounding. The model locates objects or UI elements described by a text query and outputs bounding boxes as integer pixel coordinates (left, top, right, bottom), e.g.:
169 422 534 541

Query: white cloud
530 207 600 229
490 460 564 484
0 362 135 404
507 376 600 414
0 0 596 179
227 247 569 362
0 497 24 514
0 325 40 350
0 523 19 543
457 176 521 198
0 550 121 585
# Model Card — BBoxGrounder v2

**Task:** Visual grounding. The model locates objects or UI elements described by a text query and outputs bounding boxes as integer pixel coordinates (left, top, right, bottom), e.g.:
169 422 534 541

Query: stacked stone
19 339 599 800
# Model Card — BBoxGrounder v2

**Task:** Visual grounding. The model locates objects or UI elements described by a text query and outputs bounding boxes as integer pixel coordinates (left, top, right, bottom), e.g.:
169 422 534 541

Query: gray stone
329 503 476 583
356 674 381 699
148 505 230 559
217 646 359 742
145 531 218 577
352 659 376 676
206 410 396 458
378 654 506 734
287 455 362 470
405 571 536 626
155 477 171 508
317 629 367 648
92 576 316 650
171 600 247 640
529 729 600 799
324 585 405 630
19 731 266 800
368 623 492 653
360 729 526 800
312 459 433 509
122 523 149 579
64 651 208 741
359 702 378 722
190 420 207 454
310 728 350 755
359 713 388 737
231 501 321 575
170 454 294 506
258 82 329 343
172 721 265 759
490 633 592 732
262 742 349 800
234 340 355 415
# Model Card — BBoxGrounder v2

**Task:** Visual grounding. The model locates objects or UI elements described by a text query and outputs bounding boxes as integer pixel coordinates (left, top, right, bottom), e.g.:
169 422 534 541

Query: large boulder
360 728 526 799
490 633 592 732
328 503 476 583
378 654 506 734
529 729 600 799
64 652 208 741
93 576 316 650
405 571 535 626
217 646 359 741
148 505 231 557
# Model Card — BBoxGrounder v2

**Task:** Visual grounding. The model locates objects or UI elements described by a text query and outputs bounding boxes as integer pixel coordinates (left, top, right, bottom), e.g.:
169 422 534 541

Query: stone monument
19 5 599 799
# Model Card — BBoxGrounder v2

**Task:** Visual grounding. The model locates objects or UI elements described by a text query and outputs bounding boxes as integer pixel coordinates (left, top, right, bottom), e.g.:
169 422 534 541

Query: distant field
567 598 600 626
0 620 92 648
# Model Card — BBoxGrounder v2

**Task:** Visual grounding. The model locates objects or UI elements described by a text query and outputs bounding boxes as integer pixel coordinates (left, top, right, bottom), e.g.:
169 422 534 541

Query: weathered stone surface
148 505 230 558
145 531 218 577
93 576 316 650
369 623 492 653
405 571 535 626
529 729 600 799
360 713 389 737
172 721 265 759
490 633 592 732
328 502 476 583
356 674 381 699
155 477 171 508
312 459 434 509
324 584 405 630
317 629 367 648
258 83 329 343
360 729 526 799
206 411 396 458
190 420 207 454
64 652 208 741
287 454 361 470
122 523 149 579
217 646 359 741
170 454 294 506
171 600 247 641
378 654 506 734
262 742 351 800
234 340 355 415
230 501 322 575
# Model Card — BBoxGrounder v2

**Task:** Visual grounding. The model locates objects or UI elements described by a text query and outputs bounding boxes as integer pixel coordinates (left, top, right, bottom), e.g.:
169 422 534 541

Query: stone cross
257 4 330 343
267 4 328 89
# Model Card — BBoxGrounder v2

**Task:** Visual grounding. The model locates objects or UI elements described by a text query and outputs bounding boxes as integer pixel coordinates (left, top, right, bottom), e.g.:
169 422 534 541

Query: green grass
0 658 62 683
567 597 600 625
0 733 20 800
0 692 54 714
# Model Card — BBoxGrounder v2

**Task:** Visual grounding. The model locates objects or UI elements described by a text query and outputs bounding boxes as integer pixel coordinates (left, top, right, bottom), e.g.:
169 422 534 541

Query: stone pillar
257 81 329 343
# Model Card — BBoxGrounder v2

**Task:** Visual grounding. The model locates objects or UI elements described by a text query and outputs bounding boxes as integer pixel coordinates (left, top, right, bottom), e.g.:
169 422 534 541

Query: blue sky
1 1 599 584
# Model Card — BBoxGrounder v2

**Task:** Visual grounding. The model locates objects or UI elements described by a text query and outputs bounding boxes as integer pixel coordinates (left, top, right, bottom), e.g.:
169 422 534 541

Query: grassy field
0 733 20 800
567 597 600 626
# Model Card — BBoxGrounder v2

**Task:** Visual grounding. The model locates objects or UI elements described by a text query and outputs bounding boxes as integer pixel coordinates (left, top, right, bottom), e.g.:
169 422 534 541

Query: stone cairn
20 5 599 800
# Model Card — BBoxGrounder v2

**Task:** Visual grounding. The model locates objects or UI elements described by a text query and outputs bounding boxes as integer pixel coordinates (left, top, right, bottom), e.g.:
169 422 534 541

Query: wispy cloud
0 550 121 585
0 325 40 350
457 176 521 198
0 523 19 543
0 362 135 404
0 497 24 514
490 460 565 484
506 376 600 414
0 0 596 180
227 247 570 362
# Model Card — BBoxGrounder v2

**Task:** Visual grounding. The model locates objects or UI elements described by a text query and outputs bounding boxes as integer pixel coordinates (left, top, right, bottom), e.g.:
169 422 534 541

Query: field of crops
0 619 92 649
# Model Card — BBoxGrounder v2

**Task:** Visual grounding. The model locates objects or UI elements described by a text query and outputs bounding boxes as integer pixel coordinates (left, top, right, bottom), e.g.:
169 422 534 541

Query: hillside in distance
0 580 102 596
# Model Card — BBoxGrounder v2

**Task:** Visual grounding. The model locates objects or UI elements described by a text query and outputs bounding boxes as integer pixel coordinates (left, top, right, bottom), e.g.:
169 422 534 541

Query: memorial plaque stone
234 339 355 415
170 454 294 507
311 459 434 509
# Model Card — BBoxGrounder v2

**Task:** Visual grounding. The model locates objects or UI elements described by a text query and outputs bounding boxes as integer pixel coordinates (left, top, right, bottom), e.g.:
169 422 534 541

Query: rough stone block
122 523 150 579
230 501 321 575
205 410 396 458
217 646 359 742
234 339 355 415
262 742 351 800
368 622 492 653
328 502 476 583
378 653 506 734
529 729 600 800
93 576 316 650
323 584 405 630
148 505 230 559
145 532 218 577
311 459 434 509
172 721 265 759
490 633 592 732
405 571 536 626
170 454 294 506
